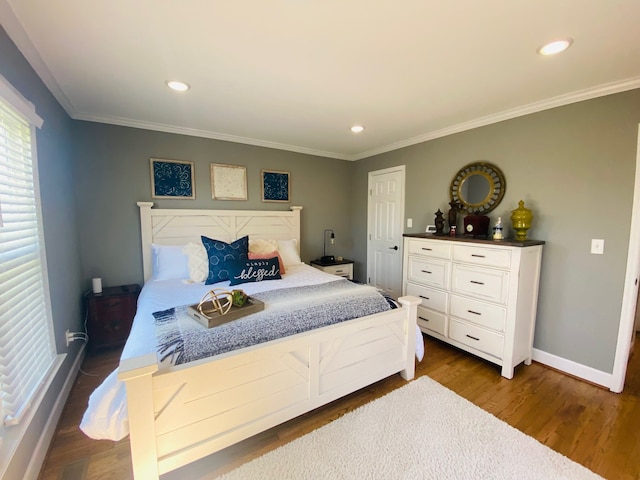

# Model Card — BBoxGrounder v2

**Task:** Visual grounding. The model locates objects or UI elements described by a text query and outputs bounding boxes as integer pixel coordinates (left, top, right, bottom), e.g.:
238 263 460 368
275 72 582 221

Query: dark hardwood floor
38 333 640 480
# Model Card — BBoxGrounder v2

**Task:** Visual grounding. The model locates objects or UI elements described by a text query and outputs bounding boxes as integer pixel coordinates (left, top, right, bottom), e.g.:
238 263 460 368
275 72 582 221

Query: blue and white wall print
150 158 195 199
261 170 290 202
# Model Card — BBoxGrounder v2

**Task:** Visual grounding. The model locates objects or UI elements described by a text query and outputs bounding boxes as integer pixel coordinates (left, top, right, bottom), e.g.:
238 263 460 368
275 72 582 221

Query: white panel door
367 166 405 299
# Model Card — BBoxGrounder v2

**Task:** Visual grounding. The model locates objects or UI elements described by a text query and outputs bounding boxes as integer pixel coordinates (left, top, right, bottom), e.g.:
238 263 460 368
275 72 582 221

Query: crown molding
3 1 638 163
69 76 640 162
352 77 640 161
0 0 78 116
72 113 351 160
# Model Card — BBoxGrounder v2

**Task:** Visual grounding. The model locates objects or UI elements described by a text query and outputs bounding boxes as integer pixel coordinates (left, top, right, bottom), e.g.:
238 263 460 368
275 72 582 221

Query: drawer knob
467 310 481 316
419 295 430 300
466 334 480 341
421 247 433 251
418 316 429 322
471 254 486 258
470 280 484 285
421 270 432 274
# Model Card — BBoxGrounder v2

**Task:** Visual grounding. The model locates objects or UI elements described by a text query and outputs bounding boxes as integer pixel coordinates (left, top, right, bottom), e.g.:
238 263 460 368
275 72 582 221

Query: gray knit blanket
154 279 396 366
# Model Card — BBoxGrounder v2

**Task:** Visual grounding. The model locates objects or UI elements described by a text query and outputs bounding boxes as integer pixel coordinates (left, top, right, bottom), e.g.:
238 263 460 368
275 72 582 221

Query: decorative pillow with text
227 257 282 286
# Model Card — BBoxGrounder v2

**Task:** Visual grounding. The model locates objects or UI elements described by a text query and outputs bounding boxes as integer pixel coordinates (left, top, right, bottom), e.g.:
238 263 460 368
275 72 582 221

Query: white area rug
220 376 602 480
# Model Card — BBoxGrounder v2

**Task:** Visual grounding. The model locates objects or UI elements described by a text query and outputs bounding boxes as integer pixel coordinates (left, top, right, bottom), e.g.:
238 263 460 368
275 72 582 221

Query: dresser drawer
407 239 452 260
405 283 448 313
451 264 509 304
450 294 506 332
407 257 449 289
416 306 447 336
453 245 511 269
449 319 504 359
92 297 134 318
320 263 353 278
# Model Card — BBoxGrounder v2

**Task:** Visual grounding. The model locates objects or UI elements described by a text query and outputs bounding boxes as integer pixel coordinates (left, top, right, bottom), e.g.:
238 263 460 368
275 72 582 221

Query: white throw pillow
249 238 279 254
277 239 303 267
152 244 189 281
183 242 208 283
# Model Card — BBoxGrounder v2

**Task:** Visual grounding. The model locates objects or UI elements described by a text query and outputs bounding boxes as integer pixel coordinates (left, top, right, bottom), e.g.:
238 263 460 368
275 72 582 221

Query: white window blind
0 83 54 426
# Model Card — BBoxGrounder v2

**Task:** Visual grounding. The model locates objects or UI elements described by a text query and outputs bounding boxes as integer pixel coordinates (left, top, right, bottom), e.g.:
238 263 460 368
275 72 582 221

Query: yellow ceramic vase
510 200 533 241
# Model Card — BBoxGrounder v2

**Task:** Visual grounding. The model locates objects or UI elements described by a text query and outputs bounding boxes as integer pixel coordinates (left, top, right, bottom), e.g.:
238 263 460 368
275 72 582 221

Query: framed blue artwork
261 169 290 203
150 158 195 199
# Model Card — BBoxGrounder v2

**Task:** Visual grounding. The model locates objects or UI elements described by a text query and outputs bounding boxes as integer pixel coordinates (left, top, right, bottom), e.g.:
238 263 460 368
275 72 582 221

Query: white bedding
80 265 423 441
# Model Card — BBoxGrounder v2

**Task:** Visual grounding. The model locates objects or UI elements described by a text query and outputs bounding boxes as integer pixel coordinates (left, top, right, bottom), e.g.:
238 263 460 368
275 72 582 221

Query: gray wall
352 89 640 374
71 122 354 289
0 26 83 478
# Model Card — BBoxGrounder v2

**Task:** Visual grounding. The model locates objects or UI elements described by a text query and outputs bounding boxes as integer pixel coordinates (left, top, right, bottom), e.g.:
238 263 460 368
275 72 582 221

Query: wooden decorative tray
187 297 265 328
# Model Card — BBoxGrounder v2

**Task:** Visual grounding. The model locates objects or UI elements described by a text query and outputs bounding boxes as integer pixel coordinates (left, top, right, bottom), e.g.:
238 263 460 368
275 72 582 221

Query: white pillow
249 238 279 254
183 242 208 283
277 239 303 267
152 244 189 281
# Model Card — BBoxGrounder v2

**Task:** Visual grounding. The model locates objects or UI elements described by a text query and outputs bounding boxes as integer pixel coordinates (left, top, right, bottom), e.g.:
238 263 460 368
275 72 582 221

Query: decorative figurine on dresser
85 284 141 353
447 200 462 235
510 200 533 241
434 209 446 235
408 161 544 379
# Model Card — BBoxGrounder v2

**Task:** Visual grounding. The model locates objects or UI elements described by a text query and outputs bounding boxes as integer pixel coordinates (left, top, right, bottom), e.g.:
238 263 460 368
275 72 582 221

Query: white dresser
402 235 544 378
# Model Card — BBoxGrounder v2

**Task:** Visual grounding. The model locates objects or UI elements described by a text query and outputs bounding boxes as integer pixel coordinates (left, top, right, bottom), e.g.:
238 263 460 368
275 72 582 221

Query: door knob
389 246 398 250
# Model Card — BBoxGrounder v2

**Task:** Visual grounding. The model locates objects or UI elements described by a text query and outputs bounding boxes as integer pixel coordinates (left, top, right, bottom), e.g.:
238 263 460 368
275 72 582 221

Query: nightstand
85 284 141 352
310 259 354 280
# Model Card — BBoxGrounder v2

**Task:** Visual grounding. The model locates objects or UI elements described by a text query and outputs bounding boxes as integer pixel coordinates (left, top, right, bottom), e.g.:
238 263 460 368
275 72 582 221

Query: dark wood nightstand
85 284 141 352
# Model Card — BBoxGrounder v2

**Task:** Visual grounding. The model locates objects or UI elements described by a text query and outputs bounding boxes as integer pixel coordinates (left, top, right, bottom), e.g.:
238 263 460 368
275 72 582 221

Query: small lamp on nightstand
321 229 335 263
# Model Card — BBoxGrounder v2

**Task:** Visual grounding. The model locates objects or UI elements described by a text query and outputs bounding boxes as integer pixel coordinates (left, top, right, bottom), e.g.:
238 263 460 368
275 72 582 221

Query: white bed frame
118 202 419 479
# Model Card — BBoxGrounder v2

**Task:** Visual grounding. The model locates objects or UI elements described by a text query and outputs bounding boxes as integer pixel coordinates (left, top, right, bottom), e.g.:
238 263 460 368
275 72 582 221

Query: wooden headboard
137 202 302 281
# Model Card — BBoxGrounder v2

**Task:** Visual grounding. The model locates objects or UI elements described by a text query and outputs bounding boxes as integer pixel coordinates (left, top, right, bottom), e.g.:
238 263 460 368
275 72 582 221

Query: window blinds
0 93 55 426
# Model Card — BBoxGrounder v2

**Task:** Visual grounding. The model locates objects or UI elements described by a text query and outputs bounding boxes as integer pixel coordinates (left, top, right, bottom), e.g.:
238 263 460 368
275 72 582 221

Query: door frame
611 124 640 392
366 165 406 296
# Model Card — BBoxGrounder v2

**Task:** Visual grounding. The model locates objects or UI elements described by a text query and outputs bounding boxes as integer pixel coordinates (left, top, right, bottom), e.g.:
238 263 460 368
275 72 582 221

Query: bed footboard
119 295 419 479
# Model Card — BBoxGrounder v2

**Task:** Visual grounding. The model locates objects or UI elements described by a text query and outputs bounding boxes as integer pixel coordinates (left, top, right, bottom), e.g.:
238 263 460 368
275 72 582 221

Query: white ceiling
2 1 640 161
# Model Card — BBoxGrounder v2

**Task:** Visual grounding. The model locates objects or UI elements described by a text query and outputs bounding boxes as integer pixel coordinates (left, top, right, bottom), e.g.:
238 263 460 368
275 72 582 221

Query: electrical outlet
407 218 413 228
65 329 73 347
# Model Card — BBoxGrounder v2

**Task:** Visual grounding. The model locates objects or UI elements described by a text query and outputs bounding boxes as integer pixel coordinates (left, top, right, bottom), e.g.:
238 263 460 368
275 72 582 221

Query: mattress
80 265 423 441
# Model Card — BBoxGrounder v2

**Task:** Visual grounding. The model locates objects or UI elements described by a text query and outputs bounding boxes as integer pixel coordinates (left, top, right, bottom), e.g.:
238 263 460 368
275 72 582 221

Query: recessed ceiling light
537 38 573 56
166 80 190 92
351 125 365 133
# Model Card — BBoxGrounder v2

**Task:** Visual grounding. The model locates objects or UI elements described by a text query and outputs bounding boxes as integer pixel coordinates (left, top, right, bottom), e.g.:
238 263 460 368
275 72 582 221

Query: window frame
0 72 58 432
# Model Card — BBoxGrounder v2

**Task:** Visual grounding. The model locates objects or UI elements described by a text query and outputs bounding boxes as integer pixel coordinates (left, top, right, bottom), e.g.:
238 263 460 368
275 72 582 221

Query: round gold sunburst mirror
450 162 506 215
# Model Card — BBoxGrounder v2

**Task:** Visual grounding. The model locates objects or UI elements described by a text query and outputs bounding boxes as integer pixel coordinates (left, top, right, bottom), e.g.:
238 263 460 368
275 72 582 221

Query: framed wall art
150 158 195 199
261 169 290 203
210 163 247 200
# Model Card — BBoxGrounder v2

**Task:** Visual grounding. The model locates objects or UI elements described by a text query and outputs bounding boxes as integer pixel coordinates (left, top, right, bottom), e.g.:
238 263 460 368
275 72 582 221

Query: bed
81 202 420 479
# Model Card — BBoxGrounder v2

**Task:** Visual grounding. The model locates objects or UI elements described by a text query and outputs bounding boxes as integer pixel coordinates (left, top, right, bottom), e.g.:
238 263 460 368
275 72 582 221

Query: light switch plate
407 218 412 228
591 239 605 255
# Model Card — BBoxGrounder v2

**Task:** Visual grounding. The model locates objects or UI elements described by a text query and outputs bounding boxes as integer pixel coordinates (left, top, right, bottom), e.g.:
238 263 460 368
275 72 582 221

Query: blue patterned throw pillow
201 235 249 284
227 257 282 286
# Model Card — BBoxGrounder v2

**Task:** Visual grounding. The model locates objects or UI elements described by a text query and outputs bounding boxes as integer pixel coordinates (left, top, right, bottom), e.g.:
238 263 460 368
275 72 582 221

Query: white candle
92 277 103 294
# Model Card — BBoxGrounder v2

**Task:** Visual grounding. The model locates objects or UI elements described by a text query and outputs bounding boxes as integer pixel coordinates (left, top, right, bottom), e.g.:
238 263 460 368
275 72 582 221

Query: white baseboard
24 343 86 480
532 348 613 390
